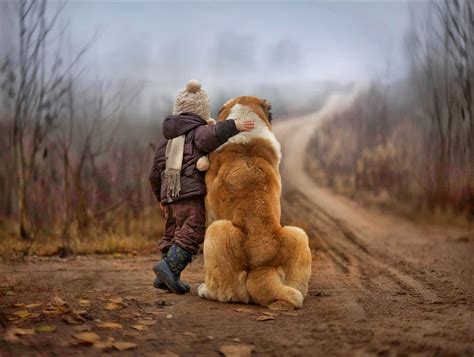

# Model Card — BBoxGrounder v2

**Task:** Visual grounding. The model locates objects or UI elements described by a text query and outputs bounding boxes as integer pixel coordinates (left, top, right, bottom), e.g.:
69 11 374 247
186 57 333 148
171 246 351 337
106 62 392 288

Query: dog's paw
197 283 208 298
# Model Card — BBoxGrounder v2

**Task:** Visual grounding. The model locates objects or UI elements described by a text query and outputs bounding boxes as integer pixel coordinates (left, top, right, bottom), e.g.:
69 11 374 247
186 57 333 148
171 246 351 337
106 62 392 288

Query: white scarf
165 134 185 197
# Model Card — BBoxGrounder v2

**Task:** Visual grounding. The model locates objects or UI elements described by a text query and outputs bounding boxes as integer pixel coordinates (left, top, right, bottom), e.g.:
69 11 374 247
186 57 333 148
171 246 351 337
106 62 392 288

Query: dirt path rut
275 93 473 355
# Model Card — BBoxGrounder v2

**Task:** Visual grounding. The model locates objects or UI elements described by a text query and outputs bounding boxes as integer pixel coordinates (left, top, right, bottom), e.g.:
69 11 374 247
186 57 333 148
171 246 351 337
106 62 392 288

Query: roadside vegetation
0 1 165 258
306 1 473 224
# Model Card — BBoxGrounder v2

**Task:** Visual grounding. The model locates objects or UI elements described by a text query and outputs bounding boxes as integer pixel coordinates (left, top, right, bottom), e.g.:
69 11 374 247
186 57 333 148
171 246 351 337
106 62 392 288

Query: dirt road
1 94 473 356
275 93 473 356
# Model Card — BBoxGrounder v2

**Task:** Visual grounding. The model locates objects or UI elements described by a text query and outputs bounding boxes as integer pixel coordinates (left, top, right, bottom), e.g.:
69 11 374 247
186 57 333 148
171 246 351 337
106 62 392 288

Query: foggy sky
0 1 430 117
61 1 428 87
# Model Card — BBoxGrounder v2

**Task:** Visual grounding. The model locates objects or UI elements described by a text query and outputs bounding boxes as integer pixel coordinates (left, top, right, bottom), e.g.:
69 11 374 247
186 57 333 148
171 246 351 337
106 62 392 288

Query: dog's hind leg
246 226 311 309
279 226 312 298
198 220 250 304
246 267 304 308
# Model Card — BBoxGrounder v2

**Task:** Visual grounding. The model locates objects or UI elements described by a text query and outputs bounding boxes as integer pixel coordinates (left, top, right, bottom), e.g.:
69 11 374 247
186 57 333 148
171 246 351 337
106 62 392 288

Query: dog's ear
263 99 272 110
262 99 273 122
218 105 225 116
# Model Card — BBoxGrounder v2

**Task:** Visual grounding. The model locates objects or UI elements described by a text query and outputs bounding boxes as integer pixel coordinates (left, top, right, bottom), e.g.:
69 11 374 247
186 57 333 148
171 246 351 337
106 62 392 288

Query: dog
197 96 312 309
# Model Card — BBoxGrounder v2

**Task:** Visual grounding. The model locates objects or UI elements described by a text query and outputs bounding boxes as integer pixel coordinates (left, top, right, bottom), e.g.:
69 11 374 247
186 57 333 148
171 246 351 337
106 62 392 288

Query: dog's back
199 96 312 309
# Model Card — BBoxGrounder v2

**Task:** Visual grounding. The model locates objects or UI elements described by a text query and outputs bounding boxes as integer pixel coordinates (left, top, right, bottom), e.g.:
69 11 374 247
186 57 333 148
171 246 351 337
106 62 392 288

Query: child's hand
235 120 255 132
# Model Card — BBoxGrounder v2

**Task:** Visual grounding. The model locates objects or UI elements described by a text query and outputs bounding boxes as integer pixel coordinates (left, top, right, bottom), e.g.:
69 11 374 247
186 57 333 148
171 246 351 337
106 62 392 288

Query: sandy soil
1 94 473 356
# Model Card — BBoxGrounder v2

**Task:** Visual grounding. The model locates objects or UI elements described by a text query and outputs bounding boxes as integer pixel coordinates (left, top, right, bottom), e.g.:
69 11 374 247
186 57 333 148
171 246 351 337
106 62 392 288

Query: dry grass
0 206 165 259
305 89 473 226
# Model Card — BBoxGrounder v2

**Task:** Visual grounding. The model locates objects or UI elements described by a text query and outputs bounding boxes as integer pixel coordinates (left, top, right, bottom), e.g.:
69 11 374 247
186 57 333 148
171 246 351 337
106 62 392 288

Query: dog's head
217 96 273 129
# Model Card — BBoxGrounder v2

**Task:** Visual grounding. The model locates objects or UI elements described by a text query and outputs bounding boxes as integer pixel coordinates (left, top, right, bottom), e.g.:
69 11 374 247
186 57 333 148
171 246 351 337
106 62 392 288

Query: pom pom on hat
186 79 201 93
173 79 210 120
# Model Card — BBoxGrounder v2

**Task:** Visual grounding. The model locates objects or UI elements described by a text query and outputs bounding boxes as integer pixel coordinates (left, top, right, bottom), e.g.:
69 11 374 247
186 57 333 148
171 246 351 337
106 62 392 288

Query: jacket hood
163 112 207 139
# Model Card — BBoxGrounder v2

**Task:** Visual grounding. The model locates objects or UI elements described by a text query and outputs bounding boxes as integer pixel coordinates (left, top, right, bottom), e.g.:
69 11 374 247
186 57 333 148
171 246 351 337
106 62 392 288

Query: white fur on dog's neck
216 104 281 163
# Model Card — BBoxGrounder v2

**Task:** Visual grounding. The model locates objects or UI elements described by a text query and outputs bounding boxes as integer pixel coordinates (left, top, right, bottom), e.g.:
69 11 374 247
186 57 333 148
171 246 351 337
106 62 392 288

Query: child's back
148 80 254 294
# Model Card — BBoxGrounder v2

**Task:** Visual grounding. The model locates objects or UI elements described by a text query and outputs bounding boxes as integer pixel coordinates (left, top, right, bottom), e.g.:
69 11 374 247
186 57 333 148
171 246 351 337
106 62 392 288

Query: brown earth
1 94 473 356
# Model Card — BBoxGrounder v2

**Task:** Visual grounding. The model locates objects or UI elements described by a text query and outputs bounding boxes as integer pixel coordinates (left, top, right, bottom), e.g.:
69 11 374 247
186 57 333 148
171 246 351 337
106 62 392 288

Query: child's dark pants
159 196 206 255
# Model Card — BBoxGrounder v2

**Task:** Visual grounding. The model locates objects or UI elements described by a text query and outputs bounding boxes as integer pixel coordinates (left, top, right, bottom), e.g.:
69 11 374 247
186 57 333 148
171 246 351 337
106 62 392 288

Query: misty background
1 0 472 257
1 0 429 119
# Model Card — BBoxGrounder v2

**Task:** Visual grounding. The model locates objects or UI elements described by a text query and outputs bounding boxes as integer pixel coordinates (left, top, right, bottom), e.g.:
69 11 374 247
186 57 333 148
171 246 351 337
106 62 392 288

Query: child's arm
194 119 254 153
148 143 166 202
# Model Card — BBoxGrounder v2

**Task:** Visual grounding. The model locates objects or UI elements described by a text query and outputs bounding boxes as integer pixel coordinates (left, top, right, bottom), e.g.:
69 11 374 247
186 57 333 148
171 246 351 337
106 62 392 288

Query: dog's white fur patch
217 104 281 162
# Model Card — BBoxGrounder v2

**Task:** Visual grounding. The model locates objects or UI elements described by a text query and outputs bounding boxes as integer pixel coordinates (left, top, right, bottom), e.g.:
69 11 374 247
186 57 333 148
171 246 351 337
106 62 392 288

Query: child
149 80 254 294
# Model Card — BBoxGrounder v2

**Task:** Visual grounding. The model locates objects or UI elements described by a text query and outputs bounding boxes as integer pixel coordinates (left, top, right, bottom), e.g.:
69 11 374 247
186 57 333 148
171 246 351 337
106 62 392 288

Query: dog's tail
246 267 304 309
245 226 311 309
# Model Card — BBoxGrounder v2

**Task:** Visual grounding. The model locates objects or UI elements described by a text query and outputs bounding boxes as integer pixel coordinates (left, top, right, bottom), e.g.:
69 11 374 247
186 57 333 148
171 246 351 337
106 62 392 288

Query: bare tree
0 0 87 248
407 0 474 210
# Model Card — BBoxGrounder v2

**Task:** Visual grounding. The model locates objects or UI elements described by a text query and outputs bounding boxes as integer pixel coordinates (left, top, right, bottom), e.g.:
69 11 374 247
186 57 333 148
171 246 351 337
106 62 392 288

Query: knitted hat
173 79 210 120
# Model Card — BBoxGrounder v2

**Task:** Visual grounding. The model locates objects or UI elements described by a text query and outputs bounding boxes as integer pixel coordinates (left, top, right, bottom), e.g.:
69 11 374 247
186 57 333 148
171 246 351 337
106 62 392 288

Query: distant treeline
0 0 338 256
307 1 473 222
0 0 166 256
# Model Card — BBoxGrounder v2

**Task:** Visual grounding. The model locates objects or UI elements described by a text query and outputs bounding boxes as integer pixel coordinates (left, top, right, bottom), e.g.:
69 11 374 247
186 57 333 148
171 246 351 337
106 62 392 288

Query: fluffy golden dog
197 96 312 309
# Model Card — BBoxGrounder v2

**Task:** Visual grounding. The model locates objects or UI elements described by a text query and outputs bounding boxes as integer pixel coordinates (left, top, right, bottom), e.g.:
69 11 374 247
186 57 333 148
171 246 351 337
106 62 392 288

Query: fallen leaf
113 341 137 351
109 297 123 304
50 295 67 307
166 314 173 319
146 311 164 317
93 336 115 350
219 344 254 357
282 312 298 317
256 315 275 321
73 325 92 332
71 309 89 320
97 322 123 330
262 311 278 317
131 325 146 331
93 341 112 350
105 302 123 311
73 332 101 344
63 315 79 325
79 299 90 306
12 303 25 308
183 332 197 337
25 303 41 309
63 309 89 324
11 310 30 319
42 308 62 316
4 327 35 342
233 307 253 313
35 325 57 333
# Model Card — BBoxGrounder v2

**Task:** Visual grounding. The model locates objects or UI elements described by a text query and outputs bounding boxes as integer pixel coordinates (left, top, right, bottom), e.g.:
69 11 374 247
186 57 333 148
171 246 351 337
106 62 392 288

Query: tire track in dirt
274 92 455 305
283 189 439 303
274 95 473 354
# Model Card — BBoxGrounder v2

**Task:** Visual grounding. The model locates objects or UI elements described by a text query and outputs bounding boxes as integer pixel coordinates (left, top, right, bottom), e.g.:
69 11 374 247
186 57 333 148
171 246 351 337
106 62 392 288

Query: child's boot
153 245 192 294
153 261 191 292
153 251 190 292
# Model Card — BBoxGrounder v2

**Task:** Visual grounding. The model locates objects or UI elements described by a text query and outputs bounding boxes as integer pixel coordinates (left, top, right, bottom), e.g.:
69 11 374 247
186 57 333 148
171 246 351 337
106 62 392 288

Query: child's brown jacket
149 112 238 204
